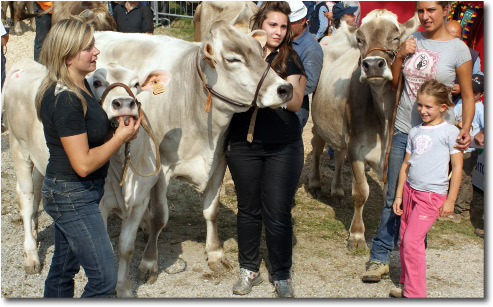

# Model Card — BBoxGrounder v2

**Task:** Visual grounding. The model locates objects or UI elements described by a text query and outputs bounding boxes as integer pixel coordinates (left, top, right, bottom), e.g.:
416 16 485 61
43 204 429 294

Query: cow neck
195 52 271 112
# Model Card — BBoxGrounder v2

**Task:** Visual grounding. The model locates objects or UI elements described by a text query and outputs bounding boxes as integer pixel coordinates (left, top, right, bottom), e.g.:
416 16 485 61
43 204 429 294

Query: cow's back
3 59 49 174
312 37 360 150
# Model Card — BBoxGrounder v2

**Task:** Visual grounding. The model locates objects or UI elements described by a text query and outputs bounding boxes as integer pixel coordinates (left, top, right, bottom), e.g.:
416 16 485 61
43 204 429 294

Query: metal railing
148 1 200 27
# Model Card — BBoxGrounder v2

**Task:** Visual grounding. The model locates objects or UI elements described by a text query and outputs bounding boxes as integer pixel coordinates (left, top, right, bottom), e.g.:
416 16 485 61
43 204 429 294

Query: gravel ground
1 25 486 300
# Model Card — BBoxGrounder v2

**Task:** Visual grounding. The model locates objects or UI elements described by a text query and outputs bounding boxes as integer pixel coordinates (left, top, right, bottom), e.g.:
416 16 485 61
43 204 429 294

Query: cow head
88 63 171 127
199 20 293 109
82 8 118 31
356 9 419 84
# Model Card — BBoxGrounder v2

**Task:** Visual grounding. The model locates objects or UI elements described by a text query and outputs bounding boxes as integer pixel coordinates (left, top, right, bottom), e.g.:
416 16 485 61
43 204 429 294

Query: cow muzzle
362 57 388 79
99 83 140 128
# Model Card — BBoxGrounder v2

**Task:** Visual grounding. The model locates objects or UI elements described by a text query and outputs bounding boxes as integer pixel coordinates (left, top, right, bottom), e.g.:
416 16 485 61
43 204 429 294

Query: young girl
392 79 463 298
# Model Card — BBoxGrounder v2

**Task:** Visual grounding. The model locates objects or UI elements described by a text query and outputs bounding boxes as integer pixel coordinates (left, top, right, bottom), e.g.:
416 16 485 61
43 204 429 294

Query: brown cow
193 1 258 41
308 10 419 249
51 1 117 31
1 1 35 35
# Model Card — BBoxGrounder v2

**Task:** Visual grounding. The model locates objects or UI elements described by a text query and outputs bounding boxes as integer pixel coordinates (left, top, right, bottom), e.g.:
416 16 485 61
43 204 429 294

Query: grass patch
154 18 194 42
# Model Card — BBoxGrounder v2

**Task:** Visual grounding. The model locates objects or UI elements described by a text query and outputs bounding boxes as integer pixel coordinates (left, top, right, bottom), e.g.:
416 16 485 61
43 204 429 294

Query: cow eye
133 82 139 88
393 36 400 41
357 37 363 44
225 57 242 64
93 80 102 88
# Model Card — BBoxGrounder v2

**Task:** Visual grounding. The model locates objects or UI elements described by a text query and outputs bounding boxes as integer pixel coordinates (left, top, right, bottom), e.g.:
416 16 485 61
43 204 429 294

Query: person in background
288 0 323 129
308 1 329 41
113 1 154 34
1 21 9 88
439 74 484 224
303 1 316 23
362 1 474 284
226 1 306 298
34 1 52 62
35 17 140 297
330 1 358 35
391 79 463 298
1 21 9 133
445 20 483 104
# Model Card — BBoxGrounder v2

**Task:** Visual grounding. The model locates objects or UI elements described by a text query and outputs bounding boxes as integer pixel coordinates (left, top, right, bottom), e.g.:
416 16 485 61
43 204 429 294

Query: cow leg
32 168 43 242
348 159 369 250
10 138 40 274
115 198 150 298
307 128 325 198
137 179 168 286
331 149 346 207
203 158 231 272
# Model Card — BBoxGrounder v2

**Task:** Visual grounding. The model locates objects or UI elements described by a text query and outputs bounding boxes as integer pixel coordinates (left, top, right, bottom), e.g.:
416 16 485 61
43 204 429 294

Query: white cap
288 0 307 22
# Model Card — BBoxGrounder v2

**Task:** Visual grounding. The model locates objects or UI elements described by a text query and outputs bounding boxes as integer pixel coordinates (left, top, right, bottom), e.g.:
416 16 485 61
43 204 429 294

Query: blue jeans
42 177 117 298
369 129 408 264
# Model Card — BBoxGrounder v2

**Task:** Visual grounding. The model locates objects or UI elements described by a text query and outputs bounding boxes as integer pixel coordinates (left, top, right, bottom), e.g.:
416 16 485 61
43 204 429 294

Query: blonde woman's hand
114 116 141 144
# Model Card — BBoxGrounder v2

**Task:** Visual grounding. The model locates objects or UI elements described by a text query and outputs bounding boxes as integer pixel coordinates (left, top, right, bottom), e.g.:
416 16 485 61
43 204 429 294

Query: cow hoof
137 267 158 285
24 262 41 275
347 240 368 250
307 186 322 199
208 257 232 273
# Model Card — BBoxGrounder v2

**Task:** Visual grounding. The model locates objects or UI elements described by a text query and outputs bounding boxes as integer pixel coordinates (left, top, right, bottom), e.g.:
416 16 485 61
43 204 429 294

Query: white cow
2 58 169 274
94 19 293 297
308 10 419 249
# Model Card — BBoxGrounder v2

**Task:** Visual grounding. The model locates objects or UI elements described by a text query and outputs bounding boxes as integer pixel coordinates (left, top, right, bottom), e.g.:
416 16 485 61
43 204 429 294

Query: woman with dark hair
226 1 306 298
359 1 474 298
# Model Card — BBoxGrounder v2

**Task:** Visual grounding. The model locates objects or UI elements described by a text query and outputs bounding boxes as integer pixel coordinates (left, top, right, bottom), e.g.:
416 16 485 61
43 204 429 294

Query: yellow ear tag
153 79 166 95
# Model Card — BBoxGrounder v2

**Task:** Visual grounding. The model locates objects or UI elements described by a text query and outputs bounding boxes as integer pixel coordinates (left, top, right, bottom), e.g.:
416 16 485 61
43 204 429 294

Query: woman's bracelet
395 196 402 199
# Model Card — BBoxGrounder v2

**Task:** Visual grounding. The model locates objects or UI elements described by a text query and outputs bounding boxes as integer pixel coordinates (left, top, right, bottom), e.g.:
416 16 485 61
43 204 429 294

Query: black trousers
34 2 52 62
225 140 304 281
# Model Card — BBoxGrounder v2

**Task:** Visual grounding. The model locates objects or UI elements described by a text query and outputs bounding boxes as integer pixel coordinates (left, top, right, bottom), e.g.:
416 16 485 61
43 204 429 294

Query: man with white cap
288 0 324 130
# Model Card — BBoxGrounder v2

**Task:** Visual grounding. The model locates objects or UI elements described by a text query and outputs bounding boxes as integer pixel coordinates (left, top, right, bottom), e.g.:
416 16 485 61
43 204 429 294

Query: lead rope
246 62 271 143
119 108 162 186
382 71 403 184
97 82 161 186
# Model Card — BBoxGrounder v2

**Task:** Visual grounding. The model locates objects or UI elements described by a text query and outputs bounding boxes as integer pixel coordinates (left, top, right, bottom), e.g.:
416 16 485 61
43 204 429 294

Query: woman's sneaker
232 268 263 295
274 279 294 298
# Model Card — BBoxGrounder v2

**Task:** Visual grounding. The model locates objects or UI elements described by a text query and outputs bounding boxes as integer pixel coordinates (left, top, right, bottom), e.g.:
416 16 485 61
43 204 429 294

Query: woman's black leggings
225 139 304 281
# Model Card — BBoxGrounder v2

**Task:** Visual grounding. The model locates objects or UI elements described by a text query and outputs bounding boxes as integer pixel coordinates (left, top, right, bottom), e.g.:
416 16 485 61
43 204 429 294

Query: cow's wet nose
277 83 293 103
362 57 387 77
111 97 136 110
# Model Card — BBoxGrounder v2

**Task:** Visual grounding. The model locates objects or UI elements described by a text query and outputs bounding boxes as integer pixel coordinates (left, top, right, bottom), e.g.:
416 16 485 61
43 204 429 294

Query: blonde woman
35 18 140 297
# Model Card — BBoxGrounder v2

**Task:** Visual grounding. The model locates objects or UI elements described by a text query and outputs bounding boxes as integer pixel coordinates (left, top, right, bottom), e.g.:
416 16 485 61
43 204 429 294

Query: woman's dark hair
250 1 304 79
415 1 449 9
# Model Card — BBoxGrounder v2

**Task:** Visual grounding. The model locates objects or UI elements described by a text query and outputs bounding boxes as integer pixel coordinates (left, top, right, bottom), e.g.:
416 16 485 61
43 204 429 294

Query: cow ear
399 12 420 43
140 70 172 95
231 3 253 34
202 43 217 68
250 29 267 48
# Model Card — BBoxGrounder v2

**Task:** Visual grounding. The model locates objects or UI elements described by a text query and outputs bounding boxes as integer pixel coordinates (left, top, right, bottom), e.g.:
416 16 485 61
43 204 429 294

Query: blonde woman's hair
35 17 95 120
417 79 455 108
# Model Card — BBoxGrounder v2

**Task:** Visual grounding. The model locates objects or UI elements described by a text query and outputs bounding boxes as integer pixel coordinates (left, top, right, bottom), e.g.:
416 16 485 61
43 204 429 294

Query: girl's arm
61 116 141 178
393 153 411 216
285 74 306 112
440 152 463 217
454 61 474 150
390 36 416 90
